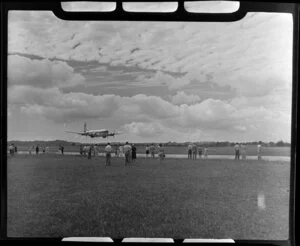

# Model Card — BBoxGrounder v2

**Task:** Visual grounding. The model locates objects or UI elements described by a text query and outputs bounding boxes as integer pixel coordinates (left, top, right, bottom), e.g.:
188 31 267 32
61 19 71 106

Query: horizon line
7 139 291 144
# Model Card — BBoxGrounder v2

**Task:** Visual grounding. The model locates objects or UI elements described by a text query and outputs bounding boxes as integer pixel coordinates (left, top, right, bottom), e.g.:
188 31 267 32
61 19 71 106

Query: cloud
8 55 85 88
8 86 178 123
173 99 237 129
8 85 290 136
8 12 292 99
171 91 201 105
6 11 293 142
137 71 194 90
89 66 107 73
8 86 120 122
122 122 164 137
118 94 178 120
233 125 248 132
7 81 292 142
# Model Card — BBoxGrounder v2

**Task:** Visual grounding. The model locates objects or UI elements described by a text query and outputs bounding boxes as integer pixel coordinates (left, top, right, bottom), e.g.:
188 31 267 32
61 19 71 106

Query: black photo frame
1 1 298 245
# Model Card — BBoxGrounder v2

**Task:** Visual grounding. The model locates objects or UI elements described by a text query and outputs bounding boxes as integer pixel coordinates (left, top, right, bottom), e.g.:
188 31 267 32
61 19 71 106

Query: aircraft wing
65 131 86 135
108 131 122 136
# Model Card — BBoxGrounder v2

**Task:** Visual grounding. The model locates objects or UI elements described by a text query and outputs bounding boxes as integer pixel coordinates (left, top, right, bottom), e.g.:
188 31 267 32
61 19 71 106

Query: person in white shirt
158 144 165 162
114 146 118 157
234 143 240 160
86 145 92 159
83 146 87 157
257 143 262 160
94 145 99 157
241 144 247 160
105 143 112 166
123 142 132 166
119 145 124 157
203 147 208 159
150 144 155 158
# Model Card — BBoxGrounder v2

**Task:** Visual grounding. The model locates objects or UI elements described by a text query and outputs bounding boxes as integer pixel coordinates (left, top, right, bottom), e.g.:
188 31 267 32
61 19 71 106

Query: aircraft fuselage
85 130 110 138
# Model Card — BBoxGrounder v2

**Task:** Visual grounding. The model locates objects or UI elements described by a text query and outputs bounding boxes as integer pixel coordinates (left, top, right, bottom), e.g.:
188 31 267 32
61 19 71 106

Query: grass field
7 154 290 239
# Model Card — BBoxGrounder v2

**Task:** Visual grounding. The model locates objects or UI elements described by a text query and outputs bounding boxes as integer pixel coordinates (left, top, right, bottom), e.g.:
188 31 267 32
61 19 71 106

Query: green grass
7 154 290 239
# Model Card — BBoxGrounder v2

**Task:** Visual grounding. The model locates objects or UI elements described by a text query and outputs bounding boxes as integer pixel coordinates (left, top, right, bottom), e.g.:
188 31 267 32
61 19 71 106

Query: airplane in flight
66 122 121 138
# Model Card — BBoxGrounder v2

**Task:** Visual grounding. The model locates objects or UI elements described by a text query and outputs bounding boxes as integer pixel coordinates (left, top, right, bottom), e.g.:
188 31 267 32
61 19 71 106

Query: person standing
131 144 137 162
198 147 203 159
83 145 87 157
129 146 133 163
192 144 197 160
158 144 165 162
86 145 92 159
79 145 83 156
94 145 98 157
114 146 118 157
60 145 64 155
124 142 132 166
91 145 96 157
257 142 262 160
234 143 240 160
105 143 112 166
145 145 150 158
203 147 208 159
187 143 193 159
9 144 14 156
150 144 155 159
241 144 247 160
119 145 124 157
36 145 39 155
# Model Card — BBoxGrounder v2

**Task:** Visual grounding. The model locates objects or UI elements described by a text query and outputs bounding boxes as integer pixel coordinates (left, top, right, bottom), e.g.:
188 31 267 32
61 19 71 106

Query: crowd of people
8 144 53 156
78 142 263 163
8 142 264 161
187 143 211 159
185 142 263 160
233 142 262 160
8 144 61 156
30 145 49 155
144 143 165 160
78 142 166 166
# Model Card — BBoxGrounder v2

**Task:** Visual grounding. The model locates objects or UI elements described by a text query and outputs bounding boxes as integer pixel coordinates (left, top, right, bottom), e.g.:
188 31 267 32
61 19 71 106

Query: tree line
8 140 291 147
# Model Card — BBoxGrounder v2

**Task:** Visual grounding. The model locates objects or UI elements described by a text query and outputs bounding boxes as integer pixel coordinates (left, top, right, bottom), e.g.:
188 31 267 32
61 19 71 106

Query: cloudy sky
7 6 293 143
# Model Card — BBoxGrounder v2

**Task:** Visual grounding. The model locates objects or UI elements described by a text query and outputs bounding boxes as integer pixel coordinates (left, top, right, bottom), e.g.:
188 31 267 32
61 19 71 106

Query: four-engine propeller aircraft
66 122 121 138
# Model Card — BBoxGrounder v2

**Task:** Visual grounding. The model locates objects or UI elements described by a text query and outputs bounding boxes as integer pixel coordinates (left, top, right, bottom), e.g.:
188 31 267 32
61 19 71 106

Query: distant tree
276 140 285 147
269 141 275 147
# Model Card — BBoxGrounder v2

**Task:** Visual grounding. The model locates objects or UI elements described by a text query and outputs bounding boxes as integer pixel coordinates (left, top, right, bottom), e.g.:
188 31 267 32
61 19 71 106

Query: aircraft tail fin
84 122 88 133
